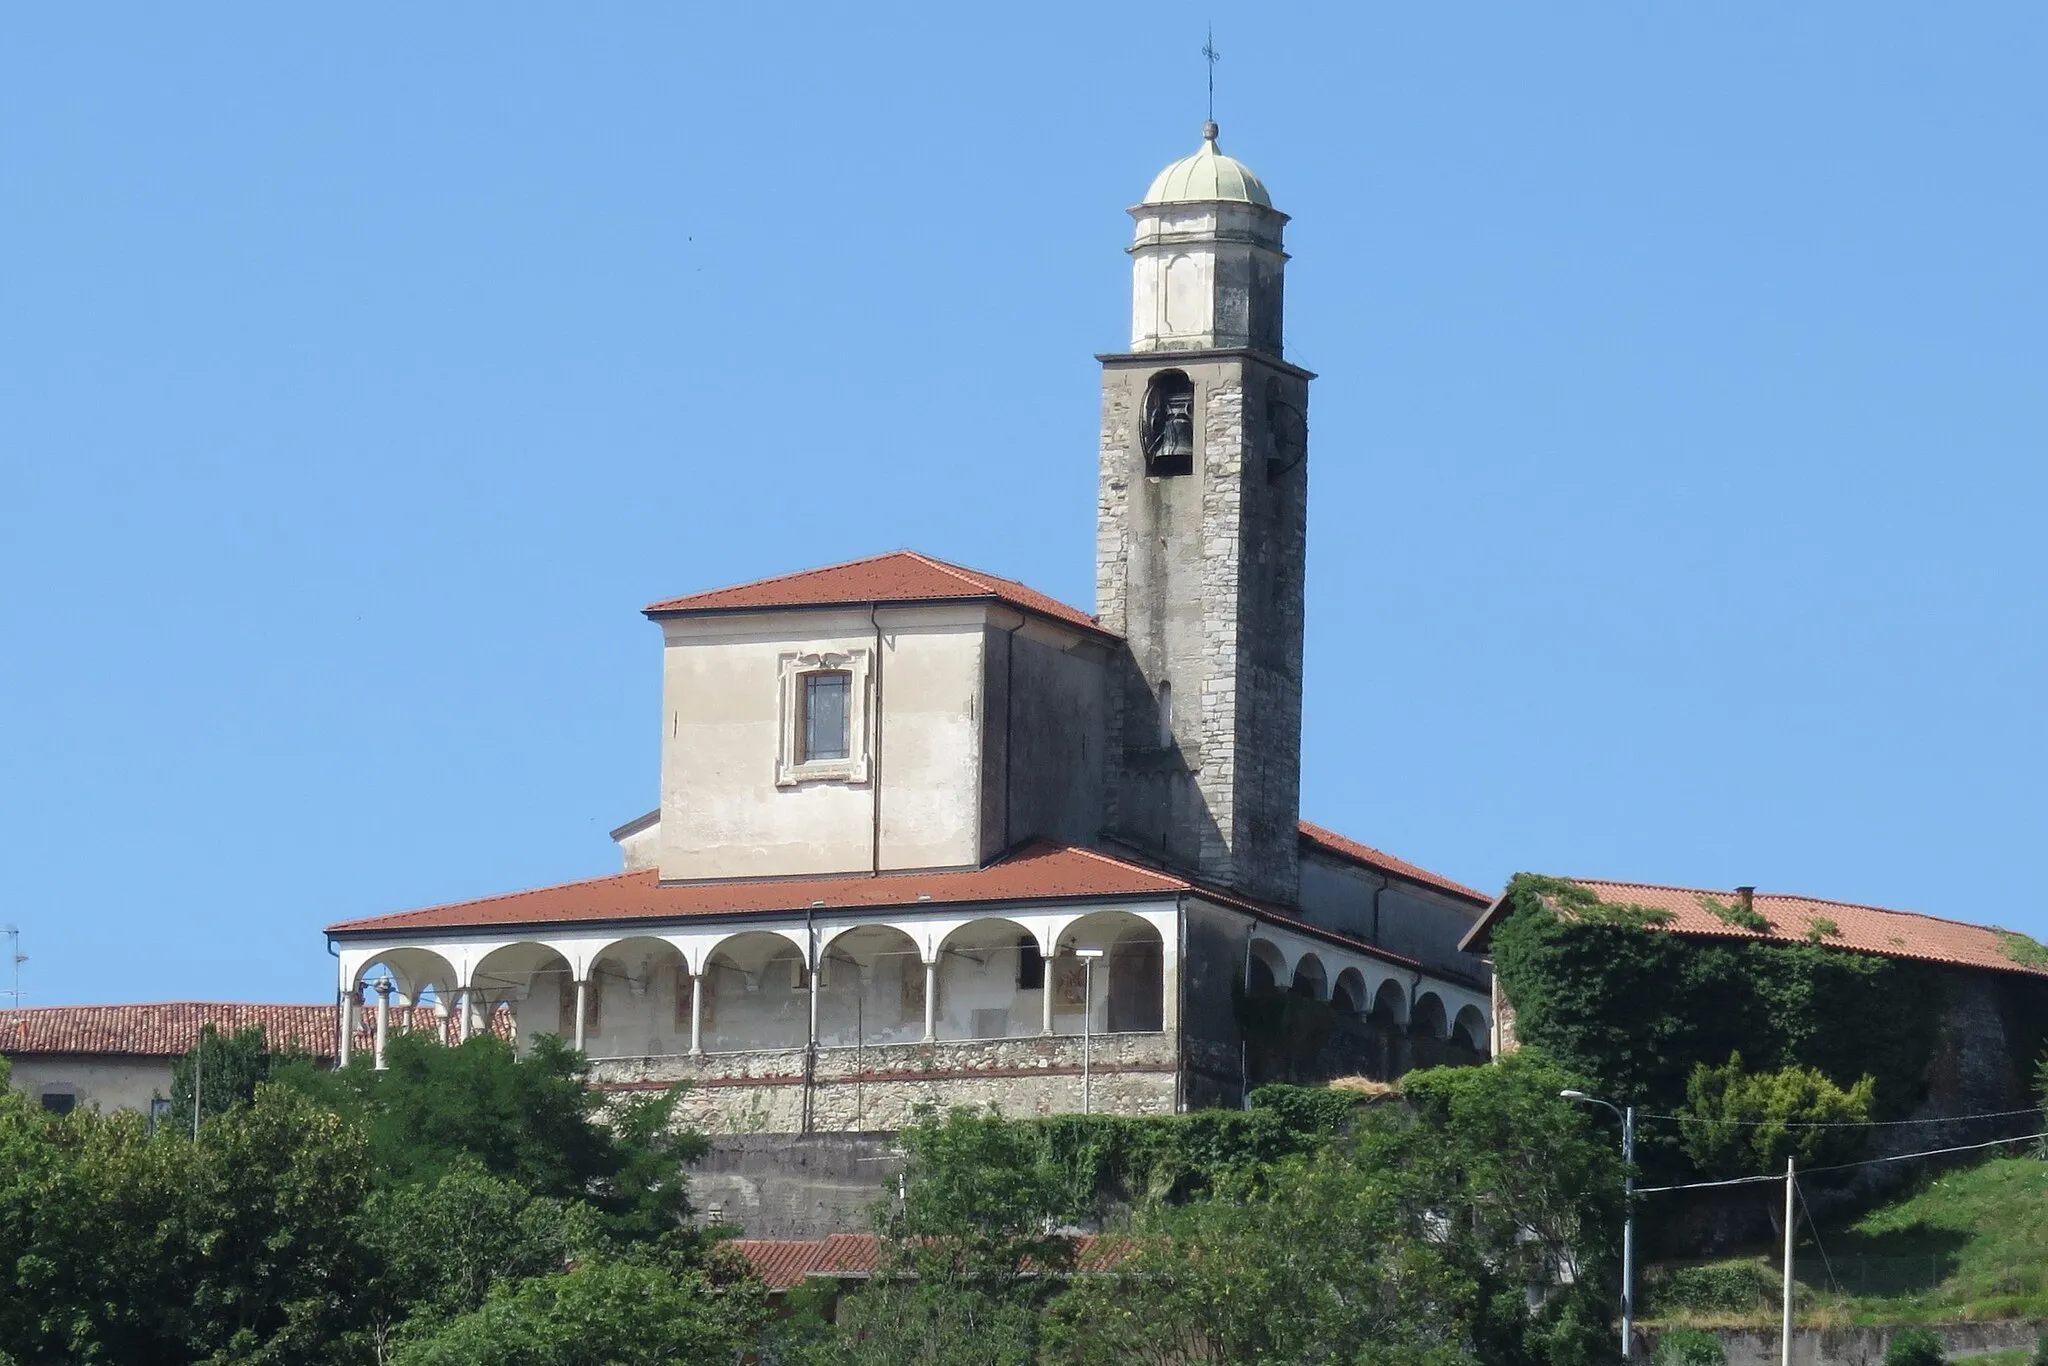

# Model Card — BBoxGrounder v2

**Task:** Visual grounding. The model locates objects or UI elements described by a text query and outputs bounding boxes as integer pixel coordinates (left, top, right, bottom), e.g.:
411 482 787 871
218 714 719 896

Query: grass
1643 1155 2048 1328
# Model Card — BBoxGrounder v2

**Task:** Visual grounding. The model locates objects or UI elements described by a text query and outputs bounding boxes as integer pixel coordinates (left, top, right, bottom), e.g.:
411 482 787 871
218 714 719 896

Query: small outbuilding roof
644 550 1108 638
2 1002 341 1059
1459 877 2048 980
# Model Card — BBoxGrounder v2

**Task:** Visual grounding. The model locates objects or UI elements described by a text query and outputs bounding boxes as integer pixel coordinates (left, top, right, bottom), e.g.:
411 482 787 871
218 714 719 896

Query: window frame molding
775 648 872 787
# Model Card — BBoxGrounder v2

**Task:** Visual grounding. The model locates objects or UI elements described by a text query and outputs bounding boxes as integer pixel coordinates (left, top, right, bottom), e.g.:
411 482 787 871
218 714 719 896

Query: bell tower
1096 123 1311 905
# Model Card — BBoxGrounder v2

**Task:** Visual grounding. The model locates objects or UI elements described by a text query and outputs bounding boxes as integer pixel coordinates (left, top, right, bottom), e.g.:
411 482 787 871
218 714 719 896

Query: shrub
1657 1327 1727 1365
1883 1326 1945 1366
2031 1330 2048 1366
1654 1261 1776 1314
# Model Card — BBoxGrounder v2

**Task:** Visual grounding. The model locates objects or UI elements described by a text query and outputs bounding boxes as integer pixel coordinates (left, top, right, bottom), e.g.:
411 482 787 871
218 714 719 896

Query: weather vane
1203 27 1220 126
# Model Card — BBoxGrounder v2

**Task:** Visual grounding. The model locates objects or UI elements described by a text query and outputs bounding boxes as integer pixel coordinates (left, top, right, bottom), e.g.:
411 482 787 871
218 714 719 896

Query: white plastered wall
334 898 1181 1060
655 605 994 879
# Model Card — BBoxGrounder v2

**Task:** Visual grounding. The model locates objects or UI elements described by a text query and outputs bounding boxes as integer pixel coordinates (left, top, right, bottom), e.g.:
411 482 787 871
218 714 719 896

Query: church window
800 670 851 762
1141 370 1195 477
776 650 873 786
39 1091 76 1116
1156 680 1173 748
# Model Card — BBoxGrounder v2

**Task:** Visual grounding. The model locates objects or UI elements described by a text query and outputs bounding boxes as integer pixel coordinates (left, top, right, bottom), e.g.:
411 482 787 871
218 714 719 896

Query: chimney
1735 886 1756 915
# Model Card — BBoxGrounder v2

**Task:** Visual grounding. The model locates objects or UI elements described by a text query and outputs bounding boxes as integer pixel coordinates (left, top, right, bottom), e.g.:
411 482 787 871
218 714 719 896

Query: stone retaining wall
591 1032 1180 1134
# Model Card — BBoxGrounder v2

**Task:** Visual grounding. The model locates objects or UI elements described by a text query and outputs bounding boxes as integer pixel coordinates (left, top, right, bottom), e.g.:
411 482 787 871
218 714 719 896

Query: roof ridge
646 550 915 609
9 1001 334 1012
1059 844 1189 885
331 868 648 929
897 550 1000 594
1566 876 1992 930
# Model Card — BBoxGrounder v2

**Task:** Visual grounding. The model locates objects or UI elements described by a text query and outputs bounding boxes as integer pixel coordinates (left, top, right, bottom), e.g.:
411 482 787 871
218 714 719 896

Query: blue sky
3 5 2042 1006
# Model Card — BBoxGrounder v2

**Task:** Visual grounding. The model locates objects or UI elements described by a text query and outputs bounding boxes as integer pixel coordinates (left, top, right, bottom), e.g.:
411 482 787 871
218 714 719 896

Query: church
325 123 1497 1135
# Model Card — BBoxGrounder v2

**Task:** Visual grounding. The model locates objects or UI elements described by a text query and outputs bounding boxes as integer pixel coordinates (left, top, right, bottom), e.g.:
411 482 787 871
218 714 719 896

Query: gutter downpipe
1239 919 1255 1109
1174 894 1189 1114
869 606 885 878
1000 617 1024 852
802 903 817 1134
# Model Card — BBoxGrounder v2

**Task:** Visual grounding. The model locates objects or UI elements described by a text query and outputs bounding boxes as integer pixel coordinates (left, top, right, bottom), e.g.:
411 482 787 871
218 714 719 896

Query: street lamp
1076 949 1105 1114
1561 1089 1637 1360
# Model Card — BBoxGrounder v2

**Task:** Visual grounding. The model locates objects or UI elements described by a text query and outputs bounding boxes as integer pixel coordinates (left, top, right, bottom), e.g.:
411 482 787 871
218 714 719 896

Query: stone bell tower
1096 122 1311 905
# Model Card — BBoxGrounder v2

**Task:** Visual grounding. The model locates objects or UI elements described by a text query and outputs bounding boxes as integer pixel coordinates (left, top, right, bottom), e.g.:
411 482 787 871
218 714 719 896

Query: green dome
1141 122 1272 208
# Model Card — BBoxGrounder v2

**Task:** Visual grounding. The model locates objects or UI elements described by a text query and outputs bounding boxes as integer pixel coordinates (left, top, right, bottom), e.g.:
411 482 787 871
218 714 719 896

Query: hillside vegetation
1647 1156 2048 1328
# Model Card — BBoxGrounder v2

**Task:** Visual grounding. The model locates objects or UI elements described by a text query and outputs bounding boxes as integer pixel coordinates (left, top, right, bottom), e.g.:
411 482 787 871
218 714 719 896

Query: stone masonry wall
592 1033 1180 1136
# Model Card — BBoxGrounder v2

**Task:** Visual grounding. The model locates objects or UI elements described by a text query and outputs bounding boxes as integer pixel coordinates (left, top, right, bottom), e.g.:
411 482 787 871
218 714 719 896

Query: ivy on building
1489 874 1945 1120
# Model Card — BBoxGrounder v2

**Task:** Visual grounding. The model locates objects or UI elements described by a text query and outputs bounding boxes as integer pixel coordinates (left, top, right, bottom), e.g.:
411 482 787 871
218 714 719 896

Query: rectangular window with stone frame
800 670 851 763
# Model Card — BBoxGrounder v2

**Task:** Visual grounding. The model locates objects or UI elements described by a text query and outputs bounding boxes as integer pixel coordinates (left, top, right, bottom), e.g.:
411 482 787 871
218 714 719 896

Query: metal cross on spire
1202 27 1220 126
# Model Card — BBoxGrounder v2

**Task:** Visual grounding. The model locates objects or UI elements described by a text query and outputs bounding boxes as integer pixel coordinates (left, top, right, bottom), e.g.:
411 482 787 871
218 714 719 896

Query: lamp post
1562 1089 1637 1360
1076 948 1105 1114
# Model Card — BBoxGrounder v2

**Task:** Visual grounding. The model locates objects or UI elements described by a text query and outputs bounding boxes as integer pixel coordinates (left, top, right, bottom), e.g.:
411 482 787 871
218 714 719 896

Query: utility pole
1562 1090 1637 1359
1781 1157 1796 1366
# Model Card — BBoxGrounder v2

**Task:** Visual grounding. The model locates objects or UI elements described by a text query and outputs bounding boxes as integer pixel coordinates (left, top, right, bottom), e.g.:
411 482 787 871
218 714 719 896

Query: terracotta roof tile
644 550 1109 637
731 1233 1129 1289
326 842 1188 935
1 1001 515 1060
1298 822 1490 905
2 1002 341 1059
1464 877 2047 980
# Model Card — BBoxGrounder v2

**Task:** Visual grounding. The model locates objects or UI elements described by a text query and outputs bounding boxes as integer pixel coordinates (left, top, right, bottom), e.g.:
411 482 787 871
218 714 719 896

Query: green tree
392 1261 763 1366
1883 1326 1945 1366
1678 1053 1874 1181
167 1023 304 1128
1046 1050 1624 1366
278 1030 701 1240
800 1107 1075 1366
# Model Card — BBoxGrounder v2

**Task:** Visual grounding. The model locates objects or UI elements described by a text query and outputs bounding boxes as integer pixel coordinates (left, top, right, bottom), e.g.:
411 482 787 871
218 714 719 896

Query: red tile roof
1298 822 1490 905
2 1003 342 1059
327 842 1189 935
729 1233 1128 1289
1461 878 2048 980
644 550 1109 637
1 1002 514 1060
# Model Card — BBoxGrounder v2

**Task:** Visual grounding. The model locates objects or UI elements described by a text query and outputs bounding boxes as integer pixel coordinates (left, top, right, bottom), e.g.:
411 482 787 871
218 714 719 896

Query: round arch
1289 953 1329 1001
1370 979 1408 1029
817 924 924 1047
701 931 810 1053
352 948 458 1007
935 918 1047 1042
468 942 573 1053
1410 991 1449 1041
584 936 690 1060
1246 938 1287 995
1452 1004 1488 1053
1054 911 1164 1035
1332 967 1368 1016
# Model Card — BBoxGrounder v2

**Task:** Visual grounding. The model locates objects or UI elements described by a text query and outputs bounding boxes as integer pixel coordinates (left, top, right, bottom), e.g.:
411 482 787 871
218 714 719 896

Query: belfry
1097 122 1312 905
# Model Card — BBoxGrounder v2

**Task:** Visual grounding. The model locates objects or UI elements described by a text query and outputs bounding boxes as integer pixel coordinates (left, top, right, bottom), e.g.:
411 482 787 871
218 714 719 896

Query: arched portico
1246 937 1286 994
701 931 809 1053
934 918 1047 1041
817 924 924 1047
1289 953 1328 1001
1332 967 1367 1016
1452 1004 1487 1052
1053 911 1164 1035
1411 991 1448 1041
468 942 574 1053
1371 979 1408 1029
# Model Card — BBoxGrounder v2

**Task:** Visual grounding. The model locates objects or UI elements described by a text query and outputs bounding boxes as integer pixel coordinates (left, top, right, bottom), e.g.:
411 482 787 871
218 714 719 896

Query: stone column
808 949 820 1048
1040 959 1055 1037
337 989 353 1067
573 978 587 1052
457 989 472 1043
922 959 937 1043
689 973 704 1056
373 977 393 1071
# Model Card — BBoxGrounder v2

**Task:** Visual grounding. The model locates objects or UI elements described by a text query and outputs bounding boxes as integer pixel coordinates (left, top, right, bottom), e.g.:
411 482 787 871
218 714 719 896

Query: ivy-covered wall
1488 875 1961 1116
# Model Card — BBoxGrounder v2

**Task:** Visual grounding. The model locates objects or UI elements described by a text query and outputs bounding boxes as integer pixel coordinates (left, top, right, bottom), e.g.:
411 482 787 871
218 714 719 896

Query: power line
1635 1129 2047 1193
1634 1105 2041 1131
